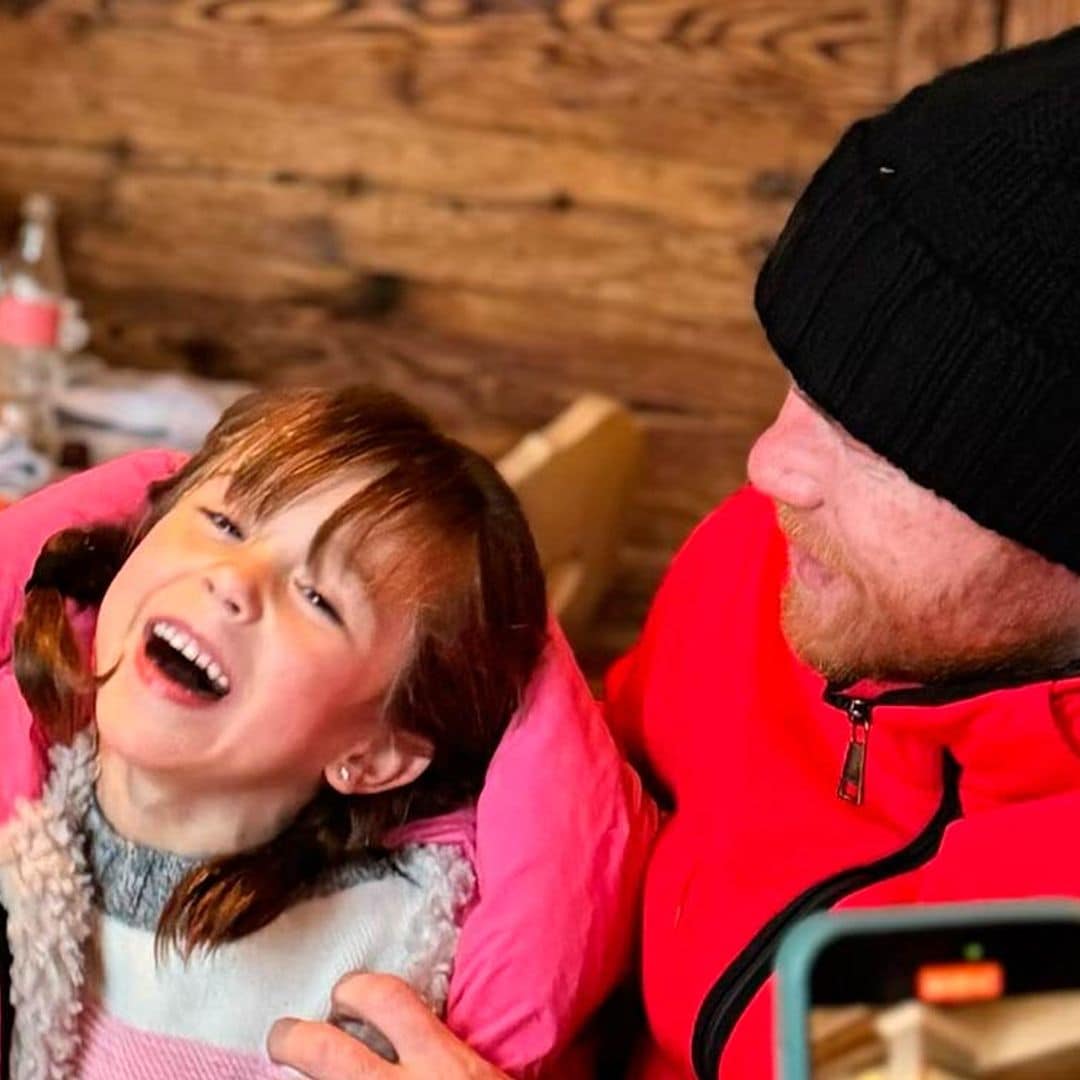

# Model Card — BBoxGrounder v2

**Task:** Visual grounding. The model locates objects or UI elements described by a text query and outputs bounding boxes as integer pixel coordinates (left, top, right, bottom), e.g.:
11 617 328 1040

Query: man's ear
326 729 433 796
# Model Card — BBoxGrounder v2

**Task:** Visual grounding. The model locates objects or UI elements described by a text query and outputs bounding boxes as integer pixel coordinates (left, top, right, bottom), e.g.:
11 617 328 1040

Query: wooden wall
0 0 1075 668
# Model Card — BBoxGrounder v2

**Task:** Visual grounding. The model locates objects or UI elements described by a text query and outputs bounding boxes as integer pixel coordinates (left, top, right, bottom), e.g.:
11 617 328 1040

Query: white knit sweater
0 733 475 1080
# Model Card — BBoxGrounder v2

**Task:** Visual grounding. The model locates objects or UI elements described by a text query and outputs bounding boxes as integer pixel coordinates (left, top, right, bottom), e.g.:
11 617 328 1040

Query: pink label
0 295 60 347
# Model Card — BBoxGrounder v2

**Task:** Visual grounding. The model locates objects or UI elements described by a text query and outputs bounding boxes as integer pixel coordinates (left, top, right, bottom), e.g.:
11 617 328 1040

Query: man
268 26 1080 1080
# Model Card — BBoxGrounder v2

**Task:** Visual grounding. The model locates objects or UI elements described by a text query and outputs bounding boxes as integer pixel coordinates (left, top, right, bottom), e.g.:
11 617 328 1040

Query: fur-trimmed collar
0 732 96 1080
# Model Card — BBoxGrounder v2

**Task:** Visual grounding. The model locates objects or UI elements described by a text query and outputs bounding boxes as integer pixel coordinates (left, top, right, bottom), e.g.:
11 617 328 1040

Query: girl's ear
326 729 433 796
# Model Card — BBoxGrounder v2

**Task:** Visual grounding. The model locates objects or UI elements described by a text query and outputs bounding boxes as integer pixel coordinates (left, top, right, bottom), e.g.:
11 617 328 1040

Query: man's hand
267 973 511 1079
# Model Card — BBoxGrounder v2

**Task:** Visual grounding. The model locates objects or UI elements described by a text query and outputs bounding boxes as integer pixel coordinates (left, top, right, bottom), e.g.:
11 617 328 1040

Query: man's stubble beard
777 508 1080 687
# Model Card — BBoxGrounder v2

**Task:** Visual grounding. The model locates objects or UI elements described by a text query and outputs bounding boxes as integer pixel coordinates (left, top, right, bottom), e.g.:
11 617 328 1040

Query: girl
0 386 549 1079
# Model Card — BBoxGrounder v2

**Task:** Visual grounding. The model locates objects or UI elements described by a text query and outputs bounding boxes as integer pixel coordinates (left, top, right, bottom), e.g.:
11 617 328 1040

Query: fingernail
329 1015 399 1064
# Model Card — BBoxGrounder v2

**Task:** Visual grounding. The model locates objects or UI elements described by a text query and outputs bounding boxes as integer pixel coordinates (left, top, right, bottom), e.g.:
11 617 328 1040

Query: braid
14 524 131 745
23 526 130 605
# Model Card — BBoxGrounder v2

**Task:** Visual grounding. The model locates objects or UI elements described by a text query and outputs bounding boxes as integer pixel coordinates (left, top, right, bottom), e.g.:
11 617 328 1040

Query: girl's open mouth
140 620 231 701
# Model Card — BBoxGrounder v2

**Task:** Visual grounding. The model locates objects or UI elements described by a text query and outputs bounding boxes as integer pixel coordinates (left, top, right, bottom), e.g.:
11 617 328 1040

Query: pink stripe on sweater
76 999 287 1080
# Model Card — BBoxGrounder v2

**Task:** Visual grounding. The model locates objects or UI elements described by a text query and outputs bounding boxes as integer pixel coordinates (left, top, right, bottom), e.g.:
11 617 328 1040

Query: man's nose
746 388 829 510
202 555 265 622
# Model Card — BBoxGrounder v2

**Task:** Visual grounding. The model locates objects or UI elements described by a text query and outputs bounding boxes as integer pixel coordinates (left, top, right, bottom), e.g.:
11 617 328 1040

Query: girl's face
94 472 427 812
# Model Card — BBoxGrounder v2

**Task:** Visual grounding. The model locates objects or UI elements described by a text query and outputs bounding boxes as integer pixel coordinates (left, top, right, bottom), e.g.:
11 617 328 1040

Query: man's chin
779 567 1080 687
781 605 1065 688
780 587 912 684
781 585 866 683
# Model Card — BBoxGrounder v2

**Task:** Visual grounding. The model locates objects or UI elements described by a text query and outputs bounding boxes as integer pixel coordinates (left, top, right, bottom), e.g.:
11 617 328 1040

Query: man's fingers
267 1016 391 1080
330 973 441 1057
294 975 510 1080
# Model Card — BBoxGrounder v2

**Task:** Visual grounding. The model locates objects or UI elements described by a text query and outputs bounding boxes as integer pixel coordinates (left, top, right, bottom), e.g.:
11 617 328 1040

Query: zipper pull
837 699 872 805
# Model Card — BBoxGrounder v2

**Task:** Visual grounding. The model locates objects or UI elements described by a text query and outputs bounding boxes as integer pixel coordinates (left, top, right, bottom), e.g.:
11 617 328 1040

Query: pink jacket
0 452 657 1077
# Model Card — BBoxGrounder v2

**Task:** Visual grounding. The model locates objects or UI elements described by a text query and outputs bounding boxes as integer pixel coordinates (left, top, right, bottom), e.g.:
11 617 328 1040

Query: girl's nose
746 388 830 510
202 556 264 622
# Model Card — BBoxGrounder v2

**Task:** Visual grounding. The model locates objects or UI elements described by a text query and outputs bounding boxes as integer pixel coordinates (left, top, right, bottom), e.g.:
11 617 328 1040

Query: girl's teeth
150 621 230 694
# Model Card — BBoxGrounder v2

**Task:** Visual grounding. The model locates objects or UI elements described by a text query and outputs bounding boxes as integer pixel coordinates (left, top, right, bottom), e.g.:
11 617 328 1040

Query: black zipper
690 748 960 1078
836 697 872 805
690 657 1080 1078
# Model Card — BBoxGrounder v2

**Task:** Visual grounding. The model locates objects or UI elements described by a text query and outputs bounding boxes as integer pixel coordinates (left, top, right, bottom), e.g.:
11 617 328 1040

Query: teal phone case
773 899 1080 1080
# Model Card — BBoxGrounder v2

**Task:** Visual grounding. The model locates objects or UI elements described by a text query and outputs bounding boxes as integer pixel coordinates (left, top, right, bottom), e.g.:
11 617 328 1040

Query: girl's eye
296 581 342 625
200 508 244 540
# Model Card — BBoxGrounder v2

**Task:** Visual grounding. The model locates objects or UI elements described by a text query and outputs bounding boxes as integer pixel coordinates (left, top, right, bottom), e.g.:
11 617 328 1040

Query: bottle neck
18 221 47 264
8 201 66 299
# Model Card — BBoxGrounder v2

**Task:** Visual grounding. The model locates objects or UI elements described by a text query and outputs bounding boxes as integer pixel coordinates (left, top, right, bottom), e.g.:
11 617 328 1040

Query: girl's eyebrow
306 542 374 608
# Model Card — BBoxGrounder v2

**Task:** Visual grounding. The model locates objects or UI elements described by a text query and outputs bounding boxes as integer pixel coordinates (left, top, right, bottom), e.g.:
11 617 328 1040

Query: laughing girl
0 387 548 1079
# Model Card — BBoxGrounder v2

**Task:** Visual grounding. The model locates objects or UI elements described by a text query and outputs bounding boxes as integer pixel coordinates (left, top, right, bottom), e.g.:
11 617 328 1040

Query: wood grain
0 0 945 669
1001 1 1080 47
890 0 1000 97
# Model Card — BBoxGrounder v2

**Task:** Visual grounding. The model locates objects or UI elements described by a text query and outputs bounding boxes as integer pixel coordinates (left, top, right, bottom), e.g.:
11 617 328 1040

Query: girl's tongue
147 636 220 696
135 624 231 707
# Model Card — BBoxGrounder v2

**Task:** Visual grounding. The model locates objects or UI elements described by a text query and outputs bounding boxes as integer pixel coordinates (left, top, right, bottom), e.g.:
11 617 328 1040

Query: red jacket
607 487 1080 1079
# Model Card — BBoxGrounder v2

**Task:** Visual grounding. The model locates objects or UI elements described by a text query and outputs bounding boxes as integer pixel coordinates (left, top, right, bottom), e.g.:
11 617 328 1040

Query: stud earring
338 764 351 785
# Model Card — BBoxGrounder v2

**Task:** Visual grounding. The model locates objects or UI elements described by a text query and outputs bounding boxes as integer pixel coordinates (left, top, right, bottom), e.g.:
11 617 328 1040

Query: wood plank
0 0 885 181
405 1 890 158
0 90 806 233
59 280 785 432
0 152 767 391
1001 1 1080 47
890 0 1001 97
627 410 776 552
400 286 785 423
0 155 776 324
0 142 116 244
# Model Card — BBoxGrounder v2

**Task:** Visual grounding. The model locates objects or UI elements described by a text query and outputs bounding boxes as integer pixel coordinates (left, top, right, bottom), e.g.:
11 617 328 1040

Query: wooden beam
1001 1 1080 47
890 0 1001 98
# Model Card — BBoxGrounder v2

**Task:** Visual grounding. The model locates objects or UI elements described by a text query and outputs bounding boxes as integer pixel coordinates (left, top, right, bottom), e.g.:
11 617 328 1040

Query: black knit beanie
755 28 1080 573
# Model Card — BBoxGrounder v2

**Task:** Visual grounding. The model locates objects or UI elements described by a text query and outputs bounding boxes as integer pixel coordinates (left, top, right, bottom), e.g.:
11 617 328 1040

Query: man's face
746 387 1080 684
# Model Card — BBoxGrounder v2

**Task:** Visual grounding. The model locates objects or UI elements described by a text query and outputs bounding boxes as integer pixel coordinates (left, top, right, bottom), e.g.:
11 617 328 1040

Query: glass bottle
0 193 67 467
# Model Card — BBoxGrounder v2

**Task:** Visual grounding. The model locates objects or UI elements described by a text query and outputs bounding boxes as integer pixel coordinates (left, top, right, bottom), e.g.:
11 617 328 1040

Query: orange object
916 961 1005 1004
